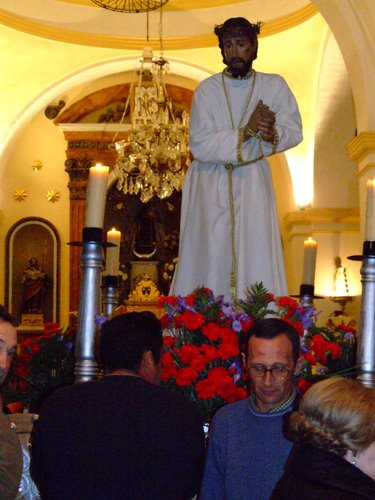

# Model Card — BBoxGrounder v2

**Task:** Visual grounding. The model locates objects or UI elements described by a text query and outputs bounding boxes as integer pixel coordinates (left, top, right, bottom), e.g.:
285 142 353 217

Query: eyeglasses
248 365 290 380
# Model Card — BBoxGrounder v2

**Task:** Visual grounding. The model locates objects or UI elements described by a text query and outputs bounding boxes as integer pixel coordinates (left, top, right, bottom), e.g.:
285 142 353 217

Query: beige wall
0 2 374 327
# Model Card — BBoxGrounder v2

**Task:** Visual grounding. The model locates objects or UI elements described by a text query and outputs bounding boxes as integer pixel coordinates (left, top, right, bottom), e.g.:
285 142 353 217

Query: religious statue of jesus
170 17 303 300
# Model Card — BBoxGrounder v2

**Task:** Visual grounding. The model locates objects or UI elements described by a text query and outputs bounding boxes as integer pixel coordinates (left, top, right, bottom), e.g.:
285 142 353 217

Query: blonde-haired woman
271 377 375 499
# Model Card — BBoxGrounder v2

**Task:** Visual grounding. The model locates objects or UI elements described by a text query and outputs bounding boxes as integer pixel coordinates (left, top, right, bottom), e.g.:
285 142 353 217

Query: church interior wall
0 111 71 325
0 1 373 330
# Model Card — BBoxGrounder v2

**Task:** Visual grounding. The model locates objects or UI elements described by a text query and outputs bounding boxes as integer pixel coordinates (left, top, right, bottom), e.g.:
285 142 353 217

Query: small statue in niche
21 258 47 314
132 204 165 260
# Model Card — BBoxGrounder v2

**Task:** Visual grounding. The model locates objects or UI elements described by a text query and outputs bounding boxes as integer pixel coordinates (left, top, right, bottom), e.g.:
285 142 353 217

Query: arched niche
5 217 60 327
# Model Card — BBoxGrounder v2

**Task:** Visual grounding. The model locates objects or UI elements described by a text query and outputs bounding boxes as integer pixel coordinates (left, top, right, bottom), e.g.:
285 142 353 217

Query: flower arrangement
297 322 357 392
3 323 76 412
3 283 357 420
159 287 250 422
159 283 358 421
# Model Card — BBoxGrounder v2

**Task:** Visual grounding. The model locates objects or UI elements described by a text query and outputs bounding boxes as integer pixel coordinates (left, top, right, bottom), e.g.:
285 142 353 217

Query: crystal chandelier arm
111 82 134 143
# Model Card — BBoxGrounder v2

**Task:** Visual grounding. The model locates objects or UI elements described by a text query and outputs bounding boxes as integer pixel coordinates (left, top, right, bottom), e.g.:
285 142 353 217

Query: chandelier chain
158 7 164 57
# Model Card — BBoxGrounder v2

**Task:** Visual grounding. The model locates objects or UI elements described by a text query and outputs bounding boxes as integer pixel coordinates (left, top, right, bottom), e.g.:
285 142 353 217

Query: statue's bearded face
222 29 257 78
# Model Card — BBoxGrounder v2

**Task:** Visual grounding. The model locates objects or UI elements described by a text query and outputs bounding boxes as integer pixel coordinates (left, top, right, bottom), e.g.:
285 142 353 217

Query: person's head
29 258 38 268
99 311 163 385
0 305 17 385
288 377 375 480
244 318 302 412
214 17 261 78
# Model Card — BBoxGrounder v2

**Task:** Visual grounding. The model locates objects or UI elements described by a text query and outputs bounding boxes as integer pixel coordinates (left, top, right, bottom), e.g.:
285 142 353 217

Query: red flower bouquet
298 323 357 391
159 287 250 421
3 323 76 412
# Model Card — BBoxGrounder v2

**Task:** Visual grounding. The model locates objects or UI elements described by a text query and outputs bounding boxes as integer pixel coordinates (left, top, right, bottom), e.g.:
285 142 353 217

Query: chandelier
113 48 190 203
93 1 190 202
91 0 169 13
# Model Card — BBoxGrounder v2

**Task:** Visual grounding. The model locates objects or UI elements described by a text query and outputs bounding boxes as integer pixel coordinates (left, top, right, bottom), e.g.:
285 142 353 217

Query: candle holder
291 284 323 307
102 275 120 319
290 284 323 338
68 227 114 383
298 284 314 308
349 241 375 388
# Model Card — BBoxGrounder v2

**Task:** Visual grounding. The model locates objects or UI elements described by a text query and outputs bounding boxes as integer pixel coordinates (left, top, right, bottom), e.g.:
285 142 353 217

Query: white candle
106 228 121 276
365 179 375 241
85 163 109 228
303 237 318 285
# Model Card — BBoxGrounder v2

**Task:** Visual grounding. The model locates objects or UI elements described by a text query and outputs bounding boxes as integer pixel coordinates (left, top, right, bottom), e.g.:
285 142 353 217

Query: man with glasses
200 318 303 500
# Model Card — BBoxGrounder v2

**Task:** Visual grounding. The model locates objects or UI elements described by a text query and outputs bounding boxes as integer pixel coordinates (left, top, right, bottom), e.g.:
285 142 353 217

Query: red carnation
163 336 175 347
175 367 199 386
184 295 195 307
338 324 356 333
217 342 240 360
202 322 222 341
180 311 205 330
311 335 329 364
161 352 179 381
195 378 216 399
179 344 200 364
217 377 246 403
191 355 209 372
297 378 313 393
328 342 343 360
241 319 254 333
160 314 170 329
220 327 238 345
201 344 220 362
158 295 178 308
207 366 230 383
301 352 317 366
278 296 298 310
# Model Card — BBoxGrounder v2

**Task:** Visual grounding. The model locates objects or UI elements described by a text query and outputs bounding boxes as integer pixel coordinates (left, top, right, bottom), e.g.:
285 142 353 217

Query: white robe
170 71 303 300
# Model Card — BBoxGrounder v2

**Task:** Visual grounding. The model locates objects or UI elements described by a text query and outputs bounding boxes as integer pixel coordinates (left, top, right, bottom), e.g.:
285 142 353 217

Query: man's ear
293 357 305 377
241 352 246 367
139 350 159 385
139 350 153 375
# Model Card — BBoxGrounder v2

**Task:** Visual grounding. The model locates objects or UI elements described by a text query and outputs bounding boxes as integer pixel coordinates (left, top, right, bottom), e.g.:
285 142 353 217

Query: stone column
65 157 92 313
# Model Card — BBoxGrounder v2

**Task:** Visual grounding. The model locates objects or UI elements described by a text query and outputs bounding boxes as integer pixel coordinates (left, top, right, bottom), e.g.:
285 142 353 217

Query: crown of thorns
214 18 262 41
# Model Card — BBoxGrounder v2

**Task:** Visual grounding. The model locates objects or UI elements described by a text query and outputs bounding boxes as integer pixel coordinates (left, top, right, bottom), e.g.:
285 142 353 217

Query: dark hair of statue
214 17 262 65
0 305 17 327
99 311 163 373
244 317 300 363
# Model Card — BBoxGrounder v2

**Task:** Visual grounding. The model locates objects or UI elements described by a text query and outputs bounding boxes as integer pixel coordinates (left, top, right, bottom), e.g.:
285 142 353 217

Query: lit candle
106 228 121 276
84 163 109 228
365 179 375 241
303 237 318 285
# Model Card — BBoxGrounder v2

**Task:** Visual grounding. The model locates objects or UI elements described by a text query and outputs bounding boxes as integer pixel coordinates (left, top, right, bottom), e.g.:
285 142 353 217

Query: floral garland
159 283 358 422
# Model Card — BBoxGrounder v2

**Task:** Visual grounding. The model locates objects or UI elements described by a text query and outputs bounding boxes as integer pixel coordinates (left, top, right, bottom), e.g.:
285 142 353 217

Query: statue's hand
245 100 276 143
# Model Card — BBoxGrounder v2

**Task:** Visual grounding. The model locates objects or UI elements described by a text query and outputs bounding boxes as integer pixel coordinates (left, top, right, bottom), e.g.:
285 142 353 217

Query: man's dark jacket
271 443 375 499
31 375 205 500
